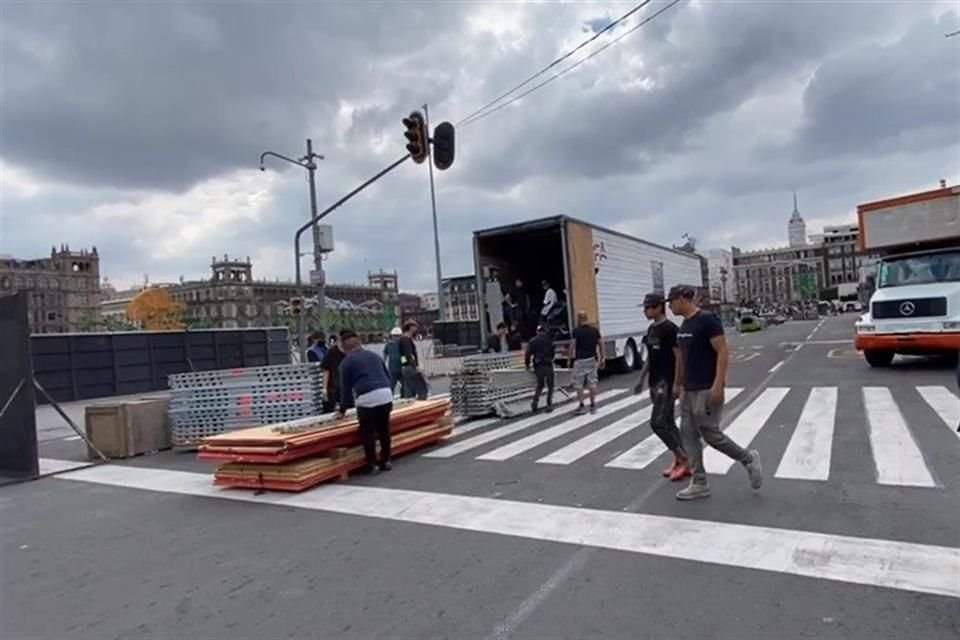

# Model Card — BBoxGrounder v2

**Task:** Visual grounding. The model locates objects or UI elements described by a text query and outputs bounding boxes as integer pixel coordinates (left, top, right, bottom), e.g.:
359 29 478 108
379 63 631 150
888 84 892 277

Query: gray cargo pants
680 389 751 485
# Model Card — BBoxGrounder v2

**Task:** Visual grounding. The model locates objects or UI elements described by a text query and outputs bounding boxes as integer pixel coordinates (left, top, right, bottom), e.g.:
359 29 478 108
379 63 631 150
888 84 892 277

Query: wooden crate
84 398 171 459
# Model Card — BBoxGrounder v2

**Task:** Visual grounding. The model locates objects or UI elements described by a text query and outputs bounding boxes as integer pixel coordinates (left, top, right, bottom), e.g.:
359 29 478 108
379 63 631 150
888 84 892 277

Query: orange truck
854 183 960 367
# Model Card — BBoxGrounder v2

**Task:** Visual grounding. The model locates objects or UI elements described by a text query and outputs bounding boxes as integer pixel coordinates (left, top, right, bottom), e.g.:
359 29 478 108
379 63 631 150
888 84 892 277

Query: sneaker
531 403 539 414
668 463 692 482
380 460 393 472
745 449 763 489
589 405 597 415
573 405 586 416
359 465 380 476
662 460 676 478
545 405 554 413
676 482 711 501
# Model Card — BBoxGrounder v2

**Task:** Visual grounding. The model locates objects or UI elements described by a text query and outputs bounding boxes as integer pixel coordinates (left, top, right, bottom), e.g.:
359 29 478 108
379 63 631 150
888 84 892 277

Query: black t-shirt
678 311 725 391
320 346 346 391
398 335 418 367
643 319 677 387
572 324 602 360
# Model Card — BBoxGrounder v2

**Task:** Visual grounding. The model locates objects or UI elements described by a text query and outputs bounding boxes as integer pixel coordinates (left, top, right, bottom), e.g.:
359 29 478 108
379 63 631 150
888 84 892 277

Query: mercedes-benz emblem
899 301 916 316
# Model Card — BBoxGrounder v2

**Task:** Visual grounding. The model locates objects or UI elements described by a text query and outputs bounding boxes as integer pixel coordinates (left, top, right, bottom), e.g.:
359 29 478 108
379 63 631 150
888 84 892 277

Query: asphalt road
2 316 958 639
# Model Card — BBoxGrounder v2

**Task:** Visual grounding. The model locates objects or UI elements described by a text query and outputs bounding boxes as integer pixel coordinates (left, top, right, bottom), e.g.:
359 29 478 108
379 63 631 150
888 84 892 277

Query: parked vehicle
739 315 762 332
854 183 960 367
473 216 703 373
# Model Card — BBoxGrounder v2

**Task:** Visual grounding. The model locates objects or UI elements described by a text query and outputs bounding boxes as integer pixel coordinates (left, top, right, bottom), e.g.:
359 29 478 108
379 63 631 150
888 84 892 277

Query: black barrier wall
31 328 291 404
0 293 40 480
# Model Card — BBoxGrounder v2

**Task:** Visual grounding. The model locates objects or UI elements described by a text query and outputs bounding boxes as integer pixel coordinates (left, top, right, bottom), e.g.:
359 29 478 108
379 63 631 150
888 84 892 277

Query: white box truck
473 216 704 372
854 183 960 366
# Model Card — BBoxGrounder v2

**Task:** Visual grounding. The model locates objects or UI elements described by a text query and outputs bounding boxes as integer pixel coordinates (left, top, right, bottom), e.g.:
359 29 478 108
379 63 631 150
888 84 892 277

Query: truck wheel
864 350 895 368
617 340 640 374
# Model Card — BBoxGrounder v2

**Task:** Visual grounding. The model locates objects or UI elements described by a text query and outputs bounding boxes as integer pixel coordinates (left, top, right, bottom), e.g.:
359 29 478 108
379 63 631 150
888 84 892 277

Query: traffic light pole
423 103 445 322
293 153 412 359
260 140 325 360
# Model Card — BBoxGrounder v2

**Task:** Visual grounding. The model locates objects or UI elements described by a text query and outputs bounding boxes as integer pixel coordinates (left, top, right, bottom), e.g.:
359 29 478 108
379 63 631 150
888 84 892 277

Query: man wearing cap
636 293 690 481
668 284 762 500
525 324 556 413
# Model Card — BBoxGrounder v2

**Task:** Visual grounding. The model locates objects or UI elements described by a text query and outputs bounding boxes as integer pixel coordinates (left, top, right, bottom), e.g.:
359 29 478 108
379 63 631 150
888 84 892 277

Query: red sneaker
662 458 677 477
669 462 692 482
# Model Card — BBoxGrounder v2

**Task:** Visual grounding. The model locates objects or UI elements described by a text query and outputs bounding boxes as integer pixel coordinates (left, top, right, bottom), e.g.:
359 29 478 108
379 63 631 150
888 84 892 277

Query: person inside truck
486 322 510 353
540 280 558 320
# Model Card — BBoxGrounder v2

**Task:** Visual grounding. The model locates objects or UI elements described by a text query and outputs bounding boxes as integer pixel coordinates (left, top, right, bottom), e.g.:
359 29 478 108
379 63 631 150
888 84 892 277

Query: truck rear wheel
615 340 640 374
864 349 895 368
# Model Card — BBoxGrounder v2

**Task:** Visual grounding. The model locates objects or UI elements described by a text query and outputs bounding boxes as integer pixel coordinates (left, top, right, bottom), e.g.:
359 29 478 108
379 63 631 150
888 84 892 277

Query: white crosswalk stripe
477 394 641 461
916 386 960 439
603 388 744 470
423 389 625 458
428 384 956 489
775 387 838 481
863 387 937 487
539 401 653 466
704 387 790 474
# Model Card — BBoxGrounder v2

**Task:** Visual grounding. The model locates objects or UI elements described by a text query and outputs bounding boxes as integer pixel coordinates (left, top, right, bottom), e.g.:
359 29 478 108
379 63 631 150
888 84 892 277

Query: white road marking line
423 390 625 458
863 387 937 487
775 387 838 481
605 388 744 470
38 458 92 476
477 395 641 461
62 435 83 442
57 465 960 599
537 402 653 465
916 386 960 439
768 360 784 373
452 417 501 436
704 387 790 474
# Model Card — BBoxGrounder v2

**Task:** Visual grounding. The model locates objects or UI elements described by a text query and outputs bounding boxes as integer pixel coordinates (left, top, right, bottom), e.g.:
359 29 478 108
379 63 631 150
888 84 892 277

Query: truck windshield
877 251 960 288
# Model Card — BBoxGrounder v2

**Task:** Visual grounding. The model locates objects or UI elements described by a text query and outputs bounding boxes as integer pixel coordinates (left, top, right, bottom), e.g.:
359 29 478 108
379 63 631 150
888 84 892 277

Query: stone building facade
0 246 102 333
733 244 826 305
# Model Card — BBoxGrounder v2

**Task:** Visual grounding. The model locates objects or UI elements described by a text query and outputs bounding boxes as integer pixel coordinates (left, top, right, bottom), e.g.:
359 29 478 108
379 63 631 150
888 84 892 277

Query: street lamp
259 139 325 359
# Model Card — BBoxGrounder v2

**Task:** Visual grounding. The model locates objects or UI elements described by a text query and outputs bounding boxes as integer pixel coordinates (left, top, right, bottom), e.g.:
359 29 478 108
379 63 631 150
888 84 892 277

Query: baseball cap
536 324 546 332
666 284 697 301
390 327 402 336
642 293 665 308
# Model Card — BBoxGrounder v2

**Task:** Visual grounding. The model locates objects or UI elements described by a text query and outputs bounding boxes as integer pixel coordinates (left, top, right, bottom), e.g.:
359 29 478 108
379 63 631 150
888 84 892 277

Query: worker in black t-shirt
320 335 346 413
525 324 556 413
398 321 427 400
668 284 762 501
569 310 603 415
635 293 690 481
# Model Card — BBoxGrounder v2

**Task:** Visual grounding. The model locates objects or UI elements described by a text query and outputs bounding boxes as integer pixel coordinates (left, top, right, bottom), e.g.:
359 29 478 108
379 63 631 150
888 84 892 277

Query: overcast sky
1 0 958 292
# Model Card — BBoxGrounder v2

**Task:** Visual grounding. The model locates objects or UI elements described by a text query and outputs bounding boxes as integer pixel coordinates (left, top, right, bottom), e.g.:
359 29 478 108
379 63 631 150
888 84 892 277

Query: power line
460 0 682 129
455 0 655 127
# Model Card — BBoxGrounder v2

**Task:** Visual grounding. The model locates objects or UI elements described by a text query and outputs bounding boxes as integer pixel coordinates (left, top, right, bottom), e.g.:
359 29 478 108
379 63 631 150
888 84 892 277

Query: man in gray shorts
568 311 603 415
668 285 762 500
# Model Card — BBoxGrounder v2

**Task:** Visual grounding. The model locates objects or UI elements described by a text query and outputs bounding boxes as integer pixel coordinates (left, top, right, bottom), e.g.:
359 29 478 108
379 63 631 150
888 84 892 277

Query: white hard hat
390 327 402 336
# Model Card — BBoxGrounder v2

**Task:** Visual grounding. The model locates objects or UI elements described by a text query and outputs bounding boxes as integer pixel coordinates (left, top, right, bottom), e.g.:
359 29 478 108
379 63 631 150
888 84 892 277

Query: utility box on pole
314 224 335 253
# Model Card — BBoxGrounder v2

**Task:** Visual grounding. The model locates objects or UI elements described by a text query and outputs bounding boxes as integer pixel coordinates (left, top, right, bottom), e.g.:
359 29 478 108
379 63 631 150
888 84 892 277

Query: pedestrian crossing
429 384 960 488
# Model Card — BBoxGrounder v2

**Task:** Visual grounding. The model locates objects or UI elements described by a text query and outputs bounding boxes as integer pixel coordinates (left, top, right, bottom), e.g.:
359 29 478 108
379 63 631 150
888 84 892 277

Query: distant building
155 256 400 338
0 245 102 333
788 192 808 248
421 292 440 311
367 269 398 293
705 249 737 304
818 224 867 288
442 275 480 322
733 244 826 305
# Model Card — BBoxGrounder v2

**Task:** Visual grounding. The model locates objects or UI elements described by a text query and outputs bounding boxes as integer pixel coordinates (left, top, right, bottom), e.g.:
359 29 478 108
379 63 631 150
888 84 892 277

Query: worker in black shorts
635 293 690 481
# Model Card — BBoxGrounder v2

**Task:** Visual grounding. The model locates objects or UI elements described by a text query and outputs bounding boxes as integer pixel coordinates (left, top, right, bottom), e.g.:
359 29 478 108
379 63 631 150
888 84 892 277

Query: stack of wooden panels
198 399 451 491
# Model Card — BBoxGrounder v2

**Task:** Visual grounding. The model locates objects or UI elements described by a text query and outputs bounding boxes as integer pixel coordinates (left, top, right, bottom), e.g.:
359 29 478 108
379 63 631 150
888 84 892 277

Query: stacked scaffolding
450 352 572 417
168 363 324 446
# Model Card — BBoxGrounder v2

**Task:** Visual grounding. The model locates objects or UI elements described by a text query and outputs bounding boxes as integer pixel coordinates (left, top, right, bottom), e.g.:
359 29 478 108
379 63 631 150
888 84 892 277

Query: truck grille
872 297 947 319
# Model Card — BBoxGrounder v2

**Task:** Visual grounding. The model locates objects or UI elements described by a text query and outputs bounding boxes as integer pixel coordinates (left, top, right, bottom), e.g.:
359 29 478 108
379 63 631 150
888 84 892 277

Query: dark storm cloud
456 0 931 191
0 1 463 190
795 12 960 160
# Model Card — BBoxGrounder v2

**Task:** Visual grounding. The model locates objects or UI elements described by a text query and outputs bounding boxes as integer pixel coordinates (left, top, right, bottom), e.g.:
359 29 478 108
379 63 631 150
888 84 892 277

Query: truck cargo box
857 185 960 253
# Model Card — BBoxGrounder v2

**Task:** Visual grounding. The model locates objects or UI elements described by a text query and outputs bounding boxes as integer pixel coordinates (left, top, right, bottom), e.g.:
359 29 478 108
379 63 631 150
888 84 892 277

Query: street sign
309 270 324 286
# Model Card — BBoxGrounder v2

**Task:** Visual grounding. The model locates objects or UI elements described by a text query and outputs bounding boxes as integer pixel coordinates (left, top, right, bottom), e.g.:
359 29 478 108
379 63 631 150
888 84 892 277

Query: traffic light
402 111 428 164
290 297 303 316
432 121 455 171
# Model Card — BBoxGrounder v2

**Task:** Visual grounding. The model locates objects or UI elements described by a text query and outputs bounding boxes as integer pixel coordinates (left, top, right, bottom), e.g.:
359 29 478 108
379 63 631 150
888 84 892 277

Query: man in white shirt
540 280 558 320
